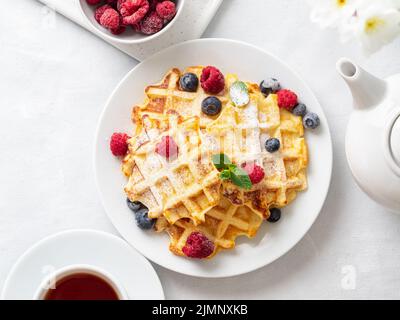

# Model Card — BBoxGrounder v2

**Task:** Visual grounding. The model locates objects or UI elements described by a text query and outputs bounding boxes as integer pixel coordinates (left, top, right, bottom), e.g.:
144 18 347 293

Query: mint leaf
220 170 231 180
230 81 250 107
213 155 252 190
229 166 252 190
212 153 232 170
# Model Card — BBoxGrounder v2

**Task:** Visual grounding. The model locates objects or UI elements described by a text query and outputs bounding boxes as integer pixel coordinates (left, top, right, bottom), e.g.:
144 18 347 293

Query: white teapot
337 58 400 212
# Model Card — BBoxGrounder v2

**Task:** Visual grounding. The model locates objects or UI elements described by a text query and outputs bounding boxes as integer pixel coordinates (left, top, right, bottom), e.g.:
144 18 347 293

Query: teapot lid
385 113 400 176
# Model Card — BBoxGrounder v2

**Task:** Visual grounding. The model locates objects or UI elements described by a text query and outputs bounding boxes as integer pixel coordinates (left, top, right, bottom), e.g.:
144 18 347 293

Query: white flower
308 0 400 54
354 1 400 53
308 0 358 28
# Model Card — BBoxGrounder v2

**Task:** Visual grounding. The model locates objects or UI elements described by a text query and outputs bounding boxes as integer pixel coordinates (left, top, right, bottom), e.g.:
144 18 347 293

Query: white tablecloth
1 0 400 299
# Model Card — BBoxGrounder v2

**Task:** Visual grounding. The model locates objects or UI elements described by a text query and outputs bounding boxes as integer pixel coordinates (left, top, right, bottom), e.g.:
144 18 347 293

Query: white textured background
1 0 400 299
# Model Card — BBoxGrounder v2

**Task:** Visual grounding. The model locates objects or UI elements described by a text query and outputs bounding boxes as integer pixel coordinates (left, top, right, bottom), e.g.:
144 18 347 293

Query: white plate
1 229 164 300
94 39 333 278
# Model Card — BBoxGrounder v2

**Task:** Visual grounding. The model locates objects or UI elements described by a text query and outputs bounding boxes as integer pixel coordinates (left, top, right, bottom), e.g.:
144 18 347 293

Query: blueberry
180 73 199 92
259 78 281 97
135 207 155 230
127 199 155 230
126 198 142 212
267 208 281 223
265 138 280 153
303 112 320 129
201 96 222 116
292 103 307 117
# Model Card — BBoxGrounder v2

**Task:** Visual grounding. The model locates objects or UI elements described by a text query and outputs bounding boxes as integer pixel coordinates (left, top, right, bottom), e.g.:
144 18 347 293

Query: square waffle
123 116 221 225
207 75 308 217
132 67 230 130
155 197 263 258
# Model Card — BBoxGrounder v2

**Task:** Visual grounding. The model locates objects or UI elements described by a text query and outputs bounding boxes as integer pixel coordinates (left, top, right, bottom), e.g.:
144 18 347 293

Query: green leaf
220 170 232 180
230 81 250 107
229 166 252 190
212 153 232 170
213 154 252 190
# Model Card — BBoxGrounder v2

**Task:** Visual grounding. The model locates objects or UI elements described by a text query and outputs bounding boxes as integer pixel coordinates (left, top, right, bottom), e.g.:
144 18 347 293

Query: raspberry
95 4 112 23
110 25 126 35
110 133 130 156
155 136 178 160
182 232 214 259
120 0 150 25
141 12 163 35
277 89 298 110
156 1 176 20
100 8 121 29
241 162 265 185
119 0 137 16
200 66 225 94
86 0 101 5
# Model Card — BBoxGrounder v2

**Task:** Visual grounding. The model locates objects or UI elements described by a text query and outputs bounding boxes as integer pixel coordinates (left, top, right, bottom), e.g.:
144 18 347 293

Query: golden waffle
132 67 230 131
123 66 226 182
155 197 263 258
123 116 221 225
122 113 180 177
120 67 308 259
207 75 308 217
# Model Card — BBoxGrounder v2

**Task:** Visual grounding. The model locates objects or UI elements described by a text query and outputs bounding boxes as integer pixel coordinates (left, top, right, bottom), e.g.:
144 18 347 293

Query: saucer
1 229 164 300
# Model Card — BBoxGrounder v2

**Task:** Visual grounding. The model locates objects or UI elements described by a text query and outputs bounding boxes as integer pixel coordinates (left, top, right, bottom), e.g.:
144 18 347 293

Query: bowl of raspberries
79 0 184 43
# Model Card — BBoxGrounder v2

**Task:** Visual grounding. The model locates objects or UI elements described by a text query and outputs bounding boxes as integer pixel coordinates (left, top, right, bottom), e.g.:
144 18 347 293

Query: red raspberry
277 89 298 110
156 1 176 21
141 12 163 35
182 232 214 259
95 4 112 23
110 25 126 35
155 136 178 160
241 162 265 185
100 8 121 29
110 133 130 156
120 0 150 25
119 0 137 16
200 66 225 94
86 0 101 5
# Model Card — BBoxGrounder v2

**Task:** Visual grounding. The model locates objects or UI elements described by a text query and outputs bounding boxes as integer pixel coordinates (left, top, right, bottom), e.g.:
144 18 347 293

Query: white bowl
94 39 333 278
78 0 185 44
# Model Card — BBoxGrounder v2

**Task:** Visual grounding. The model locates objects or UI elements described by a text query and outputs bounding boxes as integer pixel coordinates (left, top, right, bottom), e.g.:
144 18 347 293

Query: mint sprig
212 153 252 190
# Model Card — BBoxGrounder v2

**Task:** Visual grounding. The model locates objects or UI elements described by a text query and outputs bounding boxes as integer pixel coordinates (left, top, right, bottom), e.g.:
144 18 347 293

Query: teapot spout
336 58 387 110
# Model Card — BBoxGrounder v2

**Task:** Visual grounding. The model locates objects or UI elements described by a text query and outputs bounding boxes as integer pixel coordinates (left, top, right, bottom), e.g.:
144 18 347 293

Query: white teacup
33 264 128 300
